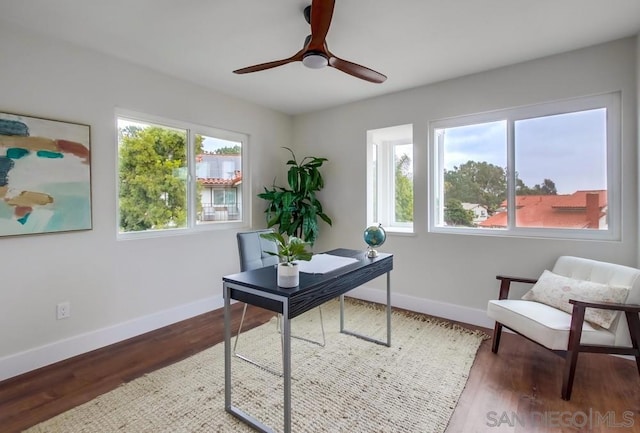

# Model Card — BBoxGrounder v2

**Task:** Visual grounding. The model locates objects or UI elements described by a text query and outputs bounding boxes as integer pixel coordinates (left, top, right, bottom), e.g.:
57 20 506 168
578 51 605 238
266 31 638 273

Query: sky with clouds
442 108 606 195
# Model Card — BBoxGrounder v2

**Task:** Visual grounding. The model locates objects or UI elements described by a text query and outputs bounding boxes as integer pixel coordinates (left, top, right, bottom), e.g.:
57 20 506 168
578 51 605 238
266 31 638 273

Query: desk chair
233 229 326 376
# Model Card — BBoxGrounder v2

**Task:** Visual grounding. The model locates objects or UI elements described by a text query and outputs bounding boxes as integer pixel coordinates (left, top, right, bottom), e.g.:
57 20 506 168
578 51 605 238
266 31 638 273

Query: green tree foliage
517 178 558 195
118 127 203 231
395 153 413 222
536 178 557 195
213 145 241 155
445 161 558 215
444 161 507 213
515 177 529 195
444 199 474 226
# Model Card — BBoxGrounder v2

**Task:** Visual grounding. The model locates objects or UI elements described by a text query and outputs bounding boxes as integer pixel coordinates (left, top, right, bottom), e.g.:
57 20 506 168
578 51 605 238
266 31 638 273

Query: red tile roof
198 172 242 187
479 190 606 229
550 190 607 209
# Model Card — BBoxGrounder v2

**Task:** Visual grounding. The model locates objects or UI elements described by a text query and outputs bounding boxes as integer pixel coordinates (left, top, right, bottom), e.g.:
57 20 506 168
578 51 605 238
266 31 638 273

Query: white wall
1 23 637 381
0 23 291 379
294 37 638 322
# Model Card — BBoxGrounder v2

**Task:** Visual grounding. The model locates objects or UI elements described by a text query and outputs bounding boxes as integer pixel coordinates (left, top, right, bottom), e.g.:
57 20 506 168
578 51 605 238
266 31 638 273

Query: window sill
384 226 415 236
429 225 619 242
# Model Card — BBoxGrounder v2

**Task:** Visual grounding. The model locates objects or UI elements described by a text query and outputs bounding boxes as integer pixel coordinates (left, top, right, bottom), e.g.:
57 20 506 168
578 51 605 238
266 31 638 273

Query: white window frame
428 92 621 241
116 109 249 240
367 124 414 234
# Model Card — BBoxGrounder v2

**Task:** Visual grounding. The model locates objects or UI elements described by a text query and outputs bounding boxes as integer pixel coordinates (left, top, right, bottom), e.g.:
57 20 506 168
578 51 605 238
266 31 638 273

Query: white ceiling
2 1 640 115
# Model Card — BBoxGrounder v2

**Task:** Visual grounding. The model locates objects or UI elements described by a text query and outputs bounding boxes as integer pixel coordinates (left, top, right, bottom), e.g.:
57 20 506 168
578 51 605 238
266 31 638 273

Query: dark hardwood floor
1 301 638 433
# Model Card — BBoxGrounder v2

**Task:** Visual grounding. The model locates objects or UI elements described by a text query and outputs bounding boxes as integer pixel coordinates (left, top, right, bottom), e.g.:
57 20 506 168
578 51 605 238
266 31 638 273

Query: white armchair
487 256 640 400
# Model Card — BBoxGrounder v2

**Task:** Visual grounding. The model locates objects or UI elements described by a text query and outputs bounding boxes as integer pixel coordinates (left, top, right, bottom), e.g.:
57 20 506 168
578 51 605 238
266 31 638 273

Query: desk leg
224 284 277 433
282 302 292 433
339 294 345 330
386 271 391 347
223 283 232 410
339 270 392 347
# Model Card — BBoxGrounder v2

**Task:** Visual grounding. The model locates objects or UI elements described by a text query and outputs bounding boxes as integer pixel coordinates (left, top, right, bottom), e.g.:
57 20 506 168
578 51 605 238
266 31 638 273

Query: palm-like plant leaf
259 147 332 245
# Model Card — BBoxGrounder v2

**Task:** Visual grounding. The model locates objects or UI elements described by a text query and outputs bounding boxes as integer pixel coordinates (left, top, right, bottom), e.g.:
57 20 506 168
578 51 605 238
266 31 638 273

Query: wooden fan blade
308 0 335 51
233 50 304 74
328 55 387 83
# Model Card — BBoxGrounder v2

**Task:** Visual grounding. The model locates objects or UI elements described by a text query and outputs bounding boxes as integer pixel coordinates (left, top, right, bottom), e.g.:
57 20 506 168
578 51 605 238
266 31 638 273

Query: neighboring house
478 190 607 229
462 203 489 225
196 153 242 221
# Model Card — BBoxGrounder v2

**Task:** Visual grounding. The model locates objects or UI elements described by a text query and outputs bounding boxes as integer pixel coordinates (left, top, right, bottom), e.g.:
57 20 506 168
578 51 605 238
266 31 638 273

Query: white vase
277 263 299 288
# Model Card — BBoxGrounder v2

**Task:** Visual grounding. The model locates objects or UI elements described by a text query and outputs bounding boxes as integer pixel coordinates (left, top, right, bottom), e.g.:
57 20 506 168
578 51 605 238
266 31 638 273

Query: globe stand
366 245 378 258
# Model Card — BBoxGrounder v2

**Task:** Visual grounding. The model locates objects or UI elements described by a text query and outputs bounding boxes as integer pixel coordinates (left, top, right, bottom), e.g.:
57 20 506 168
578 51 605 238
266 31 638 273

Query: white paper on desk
296 253 359 274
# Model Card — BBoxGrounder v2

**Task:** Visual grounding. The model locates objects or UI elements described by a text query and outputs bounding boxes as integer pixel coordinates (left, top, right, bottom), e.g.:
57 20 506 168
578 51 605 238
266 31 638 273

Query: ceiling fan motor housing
302 51 328 69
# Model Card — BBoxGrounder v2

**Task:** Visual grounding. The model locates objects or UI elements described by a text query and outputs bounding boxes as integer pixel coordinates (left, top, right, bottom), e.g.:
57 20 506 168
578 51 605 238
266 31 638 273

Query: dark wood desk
223 248 393 433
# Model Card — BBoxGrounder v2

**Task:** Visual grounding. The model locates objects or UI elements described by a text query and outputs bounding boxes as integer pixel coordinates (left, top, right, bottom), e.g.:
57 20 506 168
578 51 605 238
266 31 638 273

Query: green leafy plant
260 232 312 266
258 147 332 245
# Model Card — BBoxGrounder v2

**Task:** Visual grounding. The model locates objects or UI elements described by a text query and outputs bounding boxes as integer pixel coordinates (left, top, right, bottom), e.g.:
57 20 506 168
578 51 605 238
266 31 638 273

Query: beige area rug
27 299 488 433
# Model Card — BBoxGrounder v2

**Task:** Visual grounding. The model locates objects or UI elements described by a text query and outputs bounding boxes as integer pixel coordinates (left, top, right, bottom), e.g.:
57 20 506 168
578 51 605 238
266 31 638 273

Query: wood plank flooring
1 301 638 433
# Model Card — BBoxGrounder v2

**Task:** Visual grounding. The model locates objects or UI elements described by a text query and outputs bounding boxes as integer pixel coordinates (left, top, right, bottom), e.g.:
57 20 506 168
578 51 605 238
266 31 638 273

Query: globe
364 224 386 257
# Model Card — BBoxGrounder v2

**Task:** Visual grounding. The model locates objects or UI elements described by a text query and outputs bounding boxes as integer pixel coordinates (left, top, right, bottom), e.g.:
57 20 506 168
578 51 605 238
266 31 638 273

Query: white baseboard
0 289 495 382
0 296 224 382
347 286 495 329
4 288 632 383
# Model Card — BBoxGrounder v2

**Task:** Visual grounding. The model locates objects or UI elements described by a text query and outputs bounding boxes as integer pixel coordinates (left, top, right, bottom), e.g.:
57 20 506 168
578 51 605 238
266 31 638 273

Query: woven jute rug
26 299 488 433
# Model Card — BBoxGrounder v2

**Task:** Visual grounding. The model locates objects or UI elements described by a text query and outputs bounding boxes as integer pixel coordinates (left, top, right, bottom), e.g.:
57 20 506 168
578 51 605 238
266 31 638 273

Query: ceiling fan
233 0 387 83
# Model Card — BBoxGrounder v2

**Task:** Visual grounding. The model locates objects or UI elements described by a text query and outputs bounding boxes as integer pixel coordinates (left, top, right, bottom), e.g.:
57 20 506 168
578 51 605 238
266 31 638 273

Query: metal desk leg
224 283 277 433
282 301 292 433
340 271 392 347
386 271 391 347
224 283 231 410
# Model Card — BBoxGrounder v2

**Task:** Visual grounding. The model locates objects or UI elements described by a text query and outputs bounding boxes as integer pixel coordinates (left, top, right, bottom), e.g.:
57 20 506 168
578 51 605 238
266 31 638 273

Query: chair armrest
567 301 640 351
569 299 640 313
495 275 538 299
496 275 538 284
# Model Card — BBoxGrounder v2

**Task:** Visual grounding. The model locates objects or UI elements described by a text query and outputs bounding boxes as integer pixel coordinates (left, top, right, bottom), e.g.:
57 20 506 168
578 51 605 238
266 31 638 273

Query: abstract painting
0 112 91 236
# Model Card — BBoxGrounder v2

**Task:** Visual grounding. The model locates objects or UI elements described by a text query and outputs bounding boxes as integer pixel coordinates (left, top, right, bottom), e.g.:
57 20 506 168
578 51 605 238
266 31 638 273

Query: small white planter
277 262 299 288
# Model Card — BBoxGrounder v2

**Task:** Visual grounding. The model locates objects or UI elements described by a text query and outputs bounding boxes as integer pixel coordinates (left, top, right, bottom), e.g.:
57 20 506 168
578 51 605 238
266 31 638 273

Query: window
367 124 414 233
429 93 620 240
117 110 247 237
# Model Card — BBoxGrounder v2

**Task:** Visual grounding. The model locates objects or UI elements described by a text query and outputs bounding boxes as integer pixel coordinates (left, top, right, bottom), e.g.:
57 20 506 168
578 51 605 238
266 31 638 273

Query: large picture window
429 93 620 240
117 110 247 237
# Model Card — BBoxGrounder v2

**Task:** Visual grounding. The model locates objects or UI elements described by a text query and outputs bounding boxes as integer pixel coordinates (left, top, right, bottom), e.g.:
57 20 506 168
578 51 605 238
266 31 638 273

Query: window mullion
436 130 445 227
187 129 196 228
506 119 515 230
388 142 397 225
379 142 391 225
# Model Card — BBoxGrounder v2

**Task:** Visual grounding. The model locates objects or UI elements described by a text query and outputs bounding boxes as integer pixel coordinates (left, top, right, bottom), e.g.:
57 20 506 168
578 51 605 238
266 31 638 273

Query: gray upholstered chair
233 229 325 375
236 229 280 272
487 256 640 400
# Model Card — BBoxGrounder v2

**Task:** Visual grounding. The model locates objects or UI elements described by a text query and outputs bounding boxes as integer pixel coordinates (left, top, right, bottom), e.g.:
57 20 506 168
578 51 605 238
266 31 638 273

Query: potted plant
260 231 312 288
258 147 332 246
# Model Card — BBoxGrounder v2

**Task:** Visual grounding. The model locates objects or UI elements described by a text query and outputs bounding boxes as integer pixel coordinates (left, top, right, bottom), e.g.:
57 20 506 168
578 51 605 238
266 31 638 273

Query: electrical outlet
56 301 71 320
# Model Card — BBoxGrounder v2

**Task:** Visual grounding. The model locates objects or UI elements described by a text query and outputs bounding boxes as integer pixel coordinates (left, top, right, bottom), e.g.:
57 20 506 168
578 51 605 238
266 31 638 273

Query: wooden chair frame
491 275 640 400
